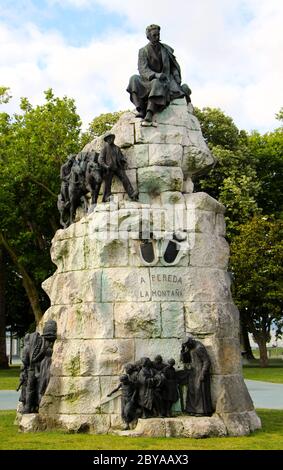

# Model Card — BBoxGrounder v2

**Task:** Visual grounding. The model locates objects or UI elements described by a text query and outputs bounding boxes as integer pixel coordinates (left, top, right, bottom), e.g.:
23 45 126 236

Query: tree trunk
0 248 9 368
256 335 268 367
240 322 255 361
0 234 43 324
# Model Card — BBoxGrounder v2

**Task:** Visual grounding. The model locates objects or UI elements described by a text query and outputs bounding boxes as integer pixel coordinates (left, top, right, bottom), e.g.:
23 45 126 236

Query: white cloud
1 0 283 132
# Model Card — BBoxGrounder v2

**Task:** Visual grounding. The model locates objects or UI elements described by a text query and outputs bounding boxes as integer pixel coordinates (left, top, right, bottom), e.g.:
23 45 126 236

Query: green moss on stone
67 355 81 377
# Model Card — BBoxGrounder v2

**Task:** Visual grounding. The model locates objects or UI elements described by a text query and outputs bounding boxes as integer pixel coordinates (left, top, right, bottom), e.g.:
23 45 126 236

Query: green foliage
243 364 283 384
194 106 242 150
0 365 20 390
0 88 82 328
0 87 11 104
230 216 283 351
195 106 283 363
247 129 283 216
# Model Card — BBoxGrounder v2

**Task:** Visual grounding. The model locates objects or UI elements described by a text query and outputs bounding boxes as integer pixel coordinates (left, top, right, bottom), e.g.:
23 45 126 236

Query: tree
0 89 81 336
193 108 260 239
230 216 283 366
247 128 283 217
194 107 243 151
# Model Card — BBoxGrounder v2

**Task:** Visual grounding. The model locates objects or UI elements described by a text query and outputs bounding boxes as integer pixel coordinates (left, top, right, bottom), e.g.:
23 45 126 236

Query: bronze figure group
108 337 214 429
58 133 138 228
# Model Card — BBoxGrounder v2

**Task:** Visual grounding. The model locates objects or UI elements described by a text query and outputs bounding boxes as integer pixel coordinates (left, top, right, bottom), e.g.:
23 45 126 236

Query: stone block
101 268 151 302
185 301 239 338
100 376 122 414
114 302 161 338
164 418 185 437
89 415 112 434
135 122 187 145
42 270 102 305
182 145 214 178
134 338 182 365
203 336 242 375
55 414 99 433
185 192 225 214
111 113 135 147
185 113 202 131
148 144 183 166
161 302 185 338
85 237 129 268
50 236 85 272
55 217 89 240
134 418 166 437
149 267 232 303
184 302 218 335
123 144 149 169
43 376 101 414
216 213 226 236
18 414 44 432
110 414 125 430
215 302 239 338
160 191 184 205
185 209 216 233
247 410 262 432
51 339 135 377
87 210 118 233
211 375 254 414
154 99 188 126
189 233 230 269
221 411 255 436
181 416 227 438
138 166 183 195
43 303 114 339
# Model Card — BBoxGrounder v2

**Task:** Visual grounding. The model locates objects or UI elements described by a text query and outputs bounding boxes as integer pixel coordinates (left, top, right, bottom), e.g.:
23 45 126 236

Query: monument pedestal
18 99 261 436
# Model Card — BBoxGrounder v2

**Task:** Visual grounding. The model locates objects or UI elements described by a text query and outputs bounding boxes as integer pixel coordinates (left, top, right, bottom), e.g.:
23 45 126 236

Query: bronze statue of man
127 24 190 122
98 133 138 202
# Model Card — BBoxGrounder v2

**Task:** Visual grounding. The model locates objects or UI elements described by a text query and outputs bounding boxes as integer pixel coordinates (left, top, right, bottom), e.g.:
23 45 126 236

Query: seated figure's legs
127 75 147 118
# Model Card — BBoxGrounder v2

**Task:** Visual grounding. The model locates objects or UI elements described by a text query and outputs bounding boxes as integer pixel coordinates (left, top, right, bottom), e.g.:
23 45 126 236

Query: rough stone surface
43 303 114 339
18 414 45 432
161 302 185 338
114 302 161 338
138 166 183 194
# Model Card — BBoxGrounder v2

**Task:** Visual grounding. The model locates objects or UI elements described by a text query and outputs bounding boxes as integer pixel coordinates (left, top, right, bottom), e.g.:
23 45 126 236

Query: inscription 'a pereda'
151 274 183 284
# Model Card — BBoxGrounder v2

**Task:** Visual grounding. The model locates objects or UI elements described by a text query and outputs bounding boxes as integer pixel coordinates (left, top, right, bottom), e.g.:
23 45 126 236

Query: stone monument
18 25 261 437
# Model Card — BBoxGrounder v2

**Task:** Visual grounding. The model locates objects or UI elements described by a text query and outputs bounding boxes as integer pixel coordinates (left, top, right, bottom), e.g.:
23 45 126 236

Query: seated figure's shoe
144 110 153 122
135 107 146 118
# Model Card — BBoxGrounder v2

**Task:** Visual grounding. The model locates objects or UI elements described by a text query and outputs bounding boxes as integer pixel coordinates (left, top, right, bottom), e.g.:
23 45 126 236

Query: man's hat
103 132 115 142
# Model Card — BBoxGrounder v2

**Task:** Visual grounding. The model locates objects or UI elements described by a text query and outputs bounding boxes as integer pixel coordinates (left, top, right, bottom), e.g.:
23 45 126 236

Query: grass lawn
243 362 283 383
0 409 282 450
0 366 20 390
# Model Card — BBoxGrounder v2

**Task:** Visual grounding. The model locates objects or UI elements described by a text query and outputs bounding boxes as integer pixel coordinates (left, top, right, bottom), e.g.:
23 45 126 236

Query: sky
0 0 282 132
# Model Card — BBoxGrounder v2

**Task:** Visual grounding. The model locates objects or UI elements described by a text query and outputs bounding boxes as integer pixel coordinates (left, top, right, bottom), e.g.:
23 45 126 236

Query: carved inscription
140 273 183 300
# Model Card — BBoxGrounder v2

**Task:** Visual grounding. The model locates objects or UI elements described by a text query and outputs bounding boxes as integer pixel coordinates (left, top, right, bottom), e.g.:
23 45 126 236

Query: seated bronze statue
127 24 191 122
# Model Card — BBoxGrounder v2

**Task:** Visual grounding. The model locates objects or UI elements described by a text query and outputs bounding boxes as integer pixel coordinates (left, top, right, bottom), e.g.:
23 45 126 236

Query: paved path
245 380 283 409
0 391 19 410
1 380 283 411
